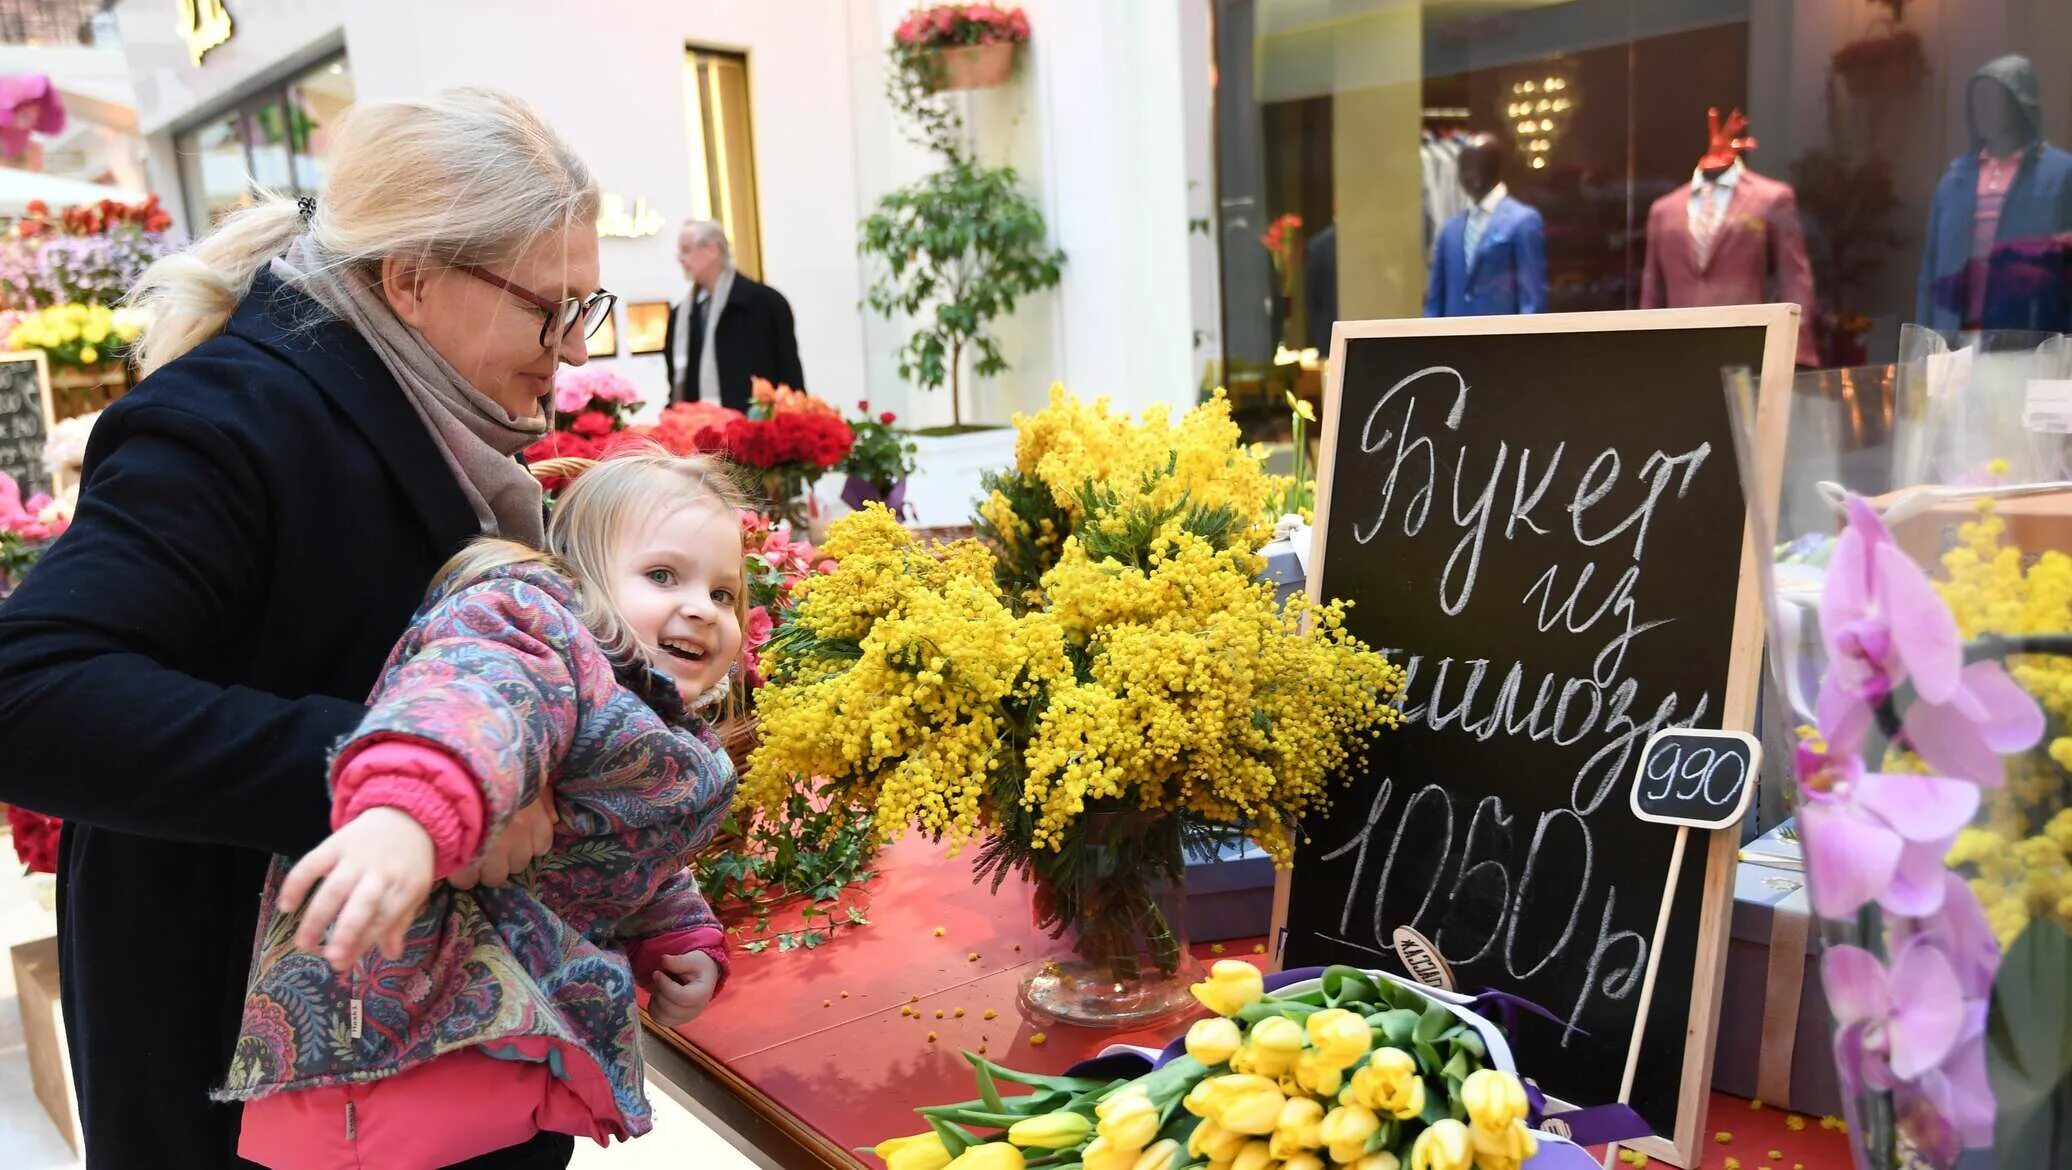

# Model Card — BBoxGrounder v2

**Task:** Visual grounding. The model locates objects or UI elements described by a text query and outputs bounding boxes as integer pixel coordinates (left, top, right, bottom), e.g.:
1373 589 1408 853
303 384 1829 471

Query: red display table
644 837 1853 1170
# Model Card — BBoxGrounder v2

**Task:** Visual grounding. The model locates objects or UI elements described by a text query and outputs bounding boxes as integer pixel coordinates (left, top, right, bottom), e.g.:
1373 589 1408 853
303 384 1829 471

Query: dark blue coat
1915 142 2072 334
1423 197 1548 317
0 272 479 1166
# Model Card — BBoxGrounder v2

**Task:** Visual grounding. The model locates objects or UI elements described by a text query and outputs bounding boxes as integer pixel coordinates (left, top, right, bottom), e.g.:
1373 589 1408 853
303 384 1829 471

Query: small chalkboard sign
0 353 54 498
1272 305 1795 1168
1630 729 1760 829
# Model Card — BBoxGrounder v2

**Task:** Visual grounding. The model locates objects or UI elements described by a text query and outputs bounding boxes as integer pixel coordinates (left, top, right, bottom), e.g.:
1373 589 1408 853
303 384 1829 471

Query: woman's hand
647 950 721 1028
449 786 557 890
279 808 435 972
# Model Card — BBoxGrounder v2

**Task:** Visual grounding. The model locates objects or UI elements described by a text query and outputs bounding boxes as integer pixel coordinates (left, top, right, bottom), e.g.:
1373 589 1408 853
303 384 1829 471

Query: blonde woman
0 90 611 1169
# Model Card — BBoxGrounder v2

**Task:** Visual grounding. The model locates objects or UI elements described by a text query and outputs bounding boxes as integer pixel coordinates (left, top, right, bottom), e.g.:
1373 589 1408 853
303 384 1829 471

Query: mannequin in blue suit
1424 134 1547 316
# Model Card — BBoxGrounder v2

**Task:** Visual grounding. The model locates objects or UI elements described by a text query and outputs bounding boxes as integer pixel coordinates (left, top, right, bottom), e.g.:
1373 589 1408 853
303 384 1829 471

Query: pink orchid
1893 1027 1996 1162
1889 873 2002 999
1823 939 1967 1090
1818 496 2044 787
1795 739 1976 919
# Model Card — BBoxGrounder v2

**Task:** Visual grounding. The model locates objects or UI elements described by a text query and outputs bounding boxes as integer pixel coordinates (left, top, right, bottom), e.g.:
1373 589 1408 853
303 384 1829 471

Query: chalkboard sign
1630 729 1761 829
0 353 54 498
1273 306 1794 1167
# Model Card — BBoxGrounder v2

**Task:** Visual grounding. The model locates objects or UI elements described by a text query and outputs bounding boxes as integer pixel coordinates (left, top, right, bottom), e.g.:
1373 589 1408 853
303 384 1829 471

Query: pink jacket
1640 168 1820 367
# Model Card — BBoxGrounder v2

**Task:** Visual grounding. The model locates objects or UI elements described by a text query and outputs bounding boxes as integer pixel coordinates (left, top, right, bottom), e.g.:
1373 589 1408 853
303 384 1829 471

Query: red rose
8 805 60 875
857 400 871 412
880 411 898 425
571 410 614 438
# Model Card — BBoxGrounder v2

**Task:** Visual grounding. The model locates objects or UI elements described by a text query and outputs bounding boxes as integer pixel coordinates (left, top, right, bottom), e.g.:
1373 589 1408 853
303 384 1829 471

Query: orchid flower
1794 738 1976 919
1817 496 2044 788
1823 939 1968 1092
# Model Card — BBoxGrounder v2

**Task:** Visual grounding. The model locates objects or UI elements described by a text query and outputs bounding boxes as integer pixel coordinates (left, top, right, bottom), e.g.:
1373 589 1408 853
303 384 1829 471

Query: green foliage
860 42 1065 427
695 776 879 954
1989 918 2072 1169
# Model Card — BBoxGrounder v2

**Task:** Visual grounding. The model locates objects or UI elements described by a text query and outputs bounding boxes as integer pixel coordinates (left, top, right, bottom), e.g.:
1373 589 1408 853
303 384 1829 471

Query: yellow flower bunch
747 389 1404 868
6 303 142 366
1932 504 2072 947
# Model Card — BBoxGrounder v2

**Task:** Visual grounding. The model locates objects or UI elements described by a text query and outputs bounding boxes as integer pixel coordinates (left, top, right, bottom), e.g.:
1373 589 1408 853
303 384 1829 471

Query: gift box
1707 820 1843 1118
1184 836 1275 942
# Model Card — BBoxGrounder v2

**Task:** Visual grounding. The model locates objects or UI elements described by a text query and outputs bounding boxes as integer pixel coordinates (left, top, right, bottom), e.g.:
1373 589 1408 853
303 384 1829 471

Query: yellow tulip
1320 1104 1381 1164
1283 1155 1325 1170
1353 1154 1402 1170
944 1143 1025 1170
1191 960 1265 1017
1007 1111 1092 1150
1292 1050 1343 1098
78 346 98 365
875 1131 954 1170
1461 1069 1530 1133
1184 1076 1225 1119
1304 1009 1371 1070
1467 1119 1538 1170
1409 1120 1472 1170
80 322 108 346
1230 1140 1277 1170
1130 1139 1184 1170
1081 1136 1138 1170
1096 1088 1161 1152
1190 1119 1248 1163
1188 1016 1244 1066
1214 1076 1288 1135
1097 1085 1151 1121
1269 1097 1325 1159
1349 1049 1426 1120
1247 1015 1305 1078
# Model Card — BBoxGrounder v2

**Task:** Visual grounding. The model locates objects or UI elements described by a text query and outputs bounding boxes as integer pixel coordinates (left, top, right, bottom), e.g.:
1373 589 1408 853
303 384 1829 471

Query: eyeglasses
454 264 618 349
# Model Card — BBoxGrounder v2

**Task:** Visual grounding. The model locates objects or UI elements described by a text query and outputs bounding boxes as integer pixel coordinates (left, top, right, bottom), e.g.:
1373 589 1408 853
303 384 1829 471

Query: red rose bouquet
694 380 855 528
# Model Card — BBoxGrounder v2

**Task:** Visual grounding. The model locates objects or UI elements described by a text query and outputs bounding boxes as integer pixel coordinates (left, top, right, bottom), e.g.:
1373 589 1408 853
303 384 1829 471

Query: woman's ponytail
126 197 304 378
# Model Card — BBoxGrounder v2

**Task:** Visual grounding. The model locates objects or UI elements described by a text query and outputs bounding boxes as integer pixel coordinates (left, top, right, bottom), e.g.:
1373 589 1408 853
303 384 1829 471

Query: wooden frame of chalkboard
0 351 56 500
1269 305 1794 1168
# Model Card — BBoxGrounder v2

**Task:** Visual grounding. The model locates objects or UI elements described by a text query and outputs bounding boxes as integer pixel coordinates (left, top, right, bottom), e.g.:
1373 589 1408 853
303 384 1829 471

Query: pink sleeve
332 740 487 878
626 926 730 995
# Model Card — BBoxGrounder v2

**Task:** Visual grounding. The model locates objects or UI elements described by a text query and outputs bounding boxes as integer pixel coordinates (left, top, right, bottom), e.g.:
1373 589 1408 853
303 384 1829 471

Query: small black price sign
1628 728 1760 830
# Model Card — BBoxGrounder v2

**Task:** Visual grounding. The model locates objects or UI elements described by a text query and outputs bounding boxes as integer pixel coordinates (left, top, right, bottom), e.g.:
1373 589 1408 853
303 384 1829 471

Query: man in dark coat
662 219 805 411
0 272 490 1166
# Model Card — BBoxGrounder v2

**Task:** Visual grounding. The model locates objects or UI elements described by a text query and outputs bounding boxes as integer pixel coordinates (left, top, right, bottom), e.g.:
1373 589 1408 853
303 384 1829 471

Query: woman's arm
0 405 361 857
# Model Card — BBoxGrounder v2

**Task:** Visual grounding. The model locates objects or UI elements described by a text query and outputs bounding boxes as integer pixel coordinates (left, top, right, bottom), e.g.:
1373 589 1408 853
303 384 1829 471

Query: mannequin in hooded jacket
1916 53 2072 335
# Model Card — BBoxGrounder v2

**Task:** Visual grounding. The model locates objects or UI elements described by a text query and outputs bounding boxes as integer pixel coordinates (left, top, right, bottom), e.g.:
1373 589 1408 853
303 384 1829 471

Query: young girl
219 449 750 1169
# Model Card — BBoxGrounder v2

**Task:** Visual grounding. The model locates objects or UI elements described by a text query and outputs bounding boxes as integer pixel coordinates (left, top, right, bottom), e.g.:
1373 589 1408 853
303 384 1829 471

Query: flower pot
925 42 1016 92
839 474 908 516
903 427 1016 529
1017 810 1204 1030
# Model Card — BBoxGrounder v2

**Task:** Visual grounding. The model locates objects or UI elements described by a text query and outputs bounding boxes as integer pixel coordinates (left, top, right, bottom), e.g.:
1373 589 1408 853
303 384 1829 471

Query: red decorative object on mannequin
1697 107 1758 171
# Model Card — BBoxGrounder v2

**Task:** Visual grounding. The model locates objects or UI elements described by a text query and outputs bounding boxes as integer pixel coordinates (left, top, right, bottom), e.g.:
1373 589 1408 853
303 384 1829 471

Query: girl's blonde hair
436 447 754 669
128 88 598 377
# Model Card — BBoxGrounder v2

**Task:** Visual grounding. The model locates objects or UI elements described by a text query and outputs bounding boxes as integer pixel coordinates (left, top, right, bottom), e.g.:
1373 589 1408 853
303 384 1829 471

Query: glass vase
1728 328 2072 1170
1016 810 1205 1030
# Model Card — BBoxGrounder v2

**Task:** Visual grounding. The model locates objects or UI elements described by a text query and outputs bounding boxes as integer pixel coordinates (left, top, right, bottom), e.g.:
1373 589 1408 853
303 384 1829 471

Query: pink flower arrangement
737 510 835 692
550 366 644 419
1795 494 2048 1164
894 4 1030 49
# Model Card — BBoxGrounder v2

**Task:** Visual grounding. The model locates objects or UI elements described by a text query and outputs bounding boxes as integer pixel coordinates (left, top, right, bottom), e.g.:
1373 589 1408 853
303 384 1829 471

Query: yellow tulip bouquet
5 303 143 368
745 389 1405 1025
873 963 1542 1170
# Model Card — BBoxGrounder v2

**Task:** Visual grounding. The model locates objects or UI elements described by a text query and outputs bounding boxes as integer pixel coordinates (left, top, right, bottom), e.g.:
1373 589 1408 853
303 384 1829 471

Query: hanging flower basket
923 41 1016 92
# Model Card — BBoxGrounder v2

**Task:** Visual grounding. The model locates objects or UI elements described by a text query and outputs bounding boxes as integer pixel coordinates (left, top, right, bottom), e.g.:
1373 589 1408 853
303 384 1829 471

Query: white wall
113 0 1202 427
114 0 867 415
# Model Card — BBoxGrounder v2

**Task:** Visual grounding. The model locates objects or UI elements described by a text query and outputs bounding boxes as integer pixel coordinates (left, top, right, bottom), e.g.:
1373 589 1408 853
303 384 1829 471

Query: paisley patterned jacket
217 561 736 1137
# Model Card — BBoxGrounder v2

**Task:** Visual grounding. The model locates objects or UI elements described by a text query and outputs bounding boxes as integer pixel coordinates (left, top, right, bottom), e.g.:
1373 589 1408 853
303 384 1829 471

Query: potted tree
861 6 1063 526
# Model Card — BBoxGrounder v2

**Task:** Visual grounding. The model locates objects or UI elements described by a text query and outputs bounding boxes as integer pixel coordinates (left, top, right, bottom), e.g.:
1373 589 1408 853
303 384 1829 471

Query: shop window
1211 0 2072 435
173 53 355 227
683 47 762 281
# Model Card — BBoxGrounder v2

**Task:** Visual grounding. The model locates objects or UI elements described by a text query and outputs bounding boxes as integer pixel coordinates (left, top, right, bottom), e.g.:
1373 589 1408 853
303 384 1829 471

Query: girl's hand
279 808 435 972
648 950 720 1028
449 784 557 890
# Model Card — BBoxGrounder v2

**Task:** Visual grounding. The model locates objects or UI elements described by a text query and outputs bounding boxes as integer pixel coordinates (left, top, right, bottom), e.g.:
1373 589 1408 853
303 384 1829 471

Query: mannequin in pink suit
1641 109 1820 366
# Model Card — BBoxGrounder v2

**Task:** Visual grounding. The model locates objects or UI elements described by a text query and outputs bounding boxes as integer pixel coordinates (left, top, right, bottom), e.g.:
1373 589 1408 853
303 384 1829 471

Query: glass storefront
173 55 356 226
1212 0 2072 438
